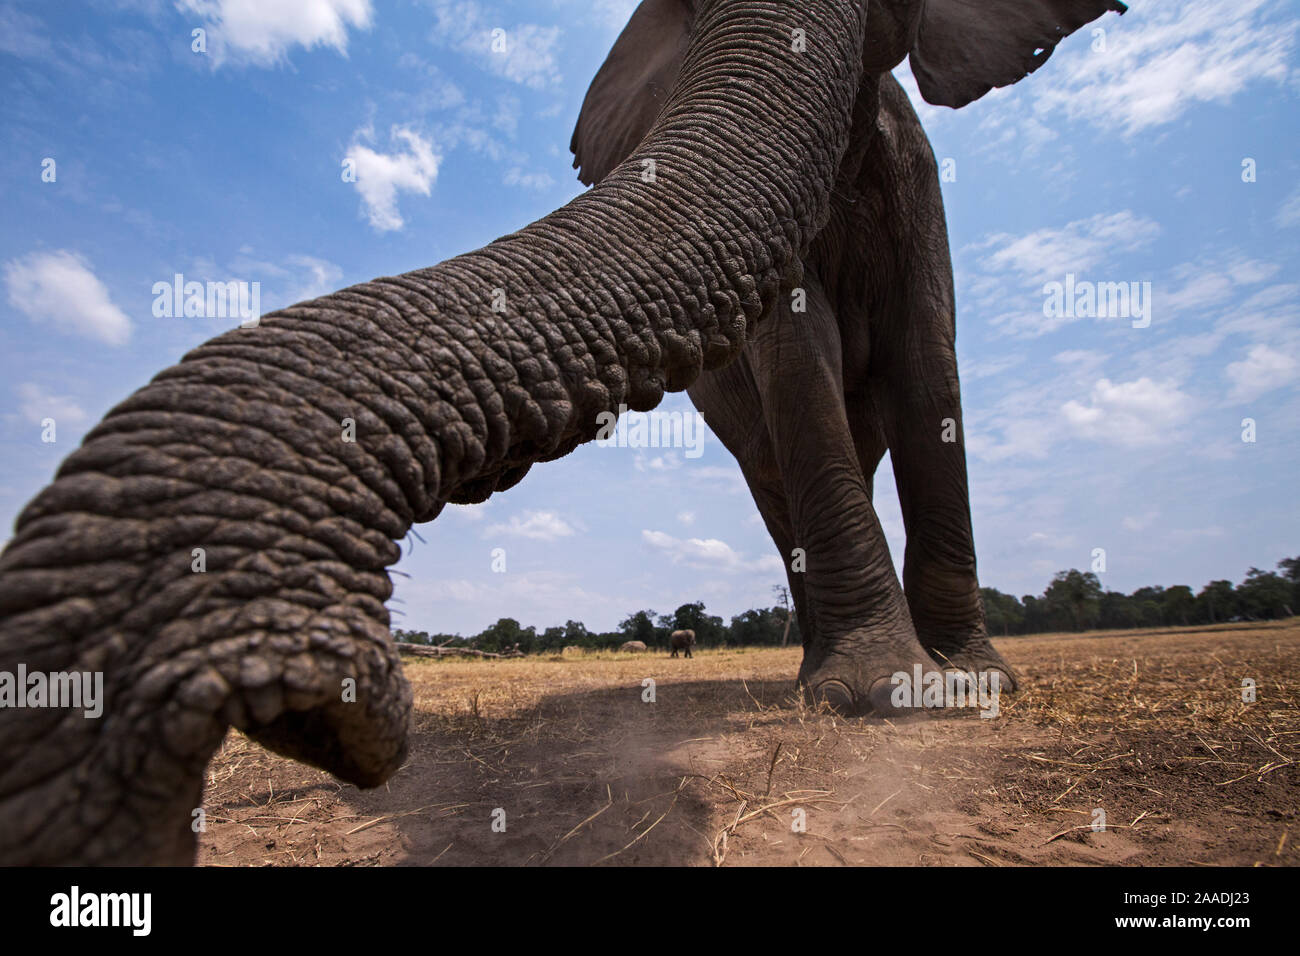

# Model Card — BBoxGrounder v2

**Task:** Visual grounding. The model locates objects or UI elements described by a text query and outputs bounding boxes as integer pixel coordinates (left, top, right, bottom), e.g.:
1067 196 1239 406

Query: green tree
1130 586 1166 627
669 601 725 646
1098 591 1140 630
1278 556 1300 613
1237 568 1293 620
1194 580 1237 624
561 619 591 646
1161 585 1195 626
538 625 567 651
618 610 663 648
1021 595 1049 634
391 629 436 645
980 588 1024 636
772 585 795 646
473 618 536 653
1042 570 1103 631
729 607 788 646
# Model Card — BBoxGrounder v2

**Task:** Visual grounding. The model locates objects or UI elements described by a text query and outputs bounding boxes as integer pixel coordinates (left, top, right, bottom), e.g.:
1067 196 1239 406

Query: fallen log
394 642 525 660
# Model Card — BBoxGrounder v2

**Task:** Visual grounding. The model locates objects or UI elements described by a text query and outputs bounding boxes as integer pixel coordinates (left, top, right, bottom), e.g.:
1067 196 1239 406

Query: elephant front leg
889 414 1017 690
875 301 1018 692
749 276 934 716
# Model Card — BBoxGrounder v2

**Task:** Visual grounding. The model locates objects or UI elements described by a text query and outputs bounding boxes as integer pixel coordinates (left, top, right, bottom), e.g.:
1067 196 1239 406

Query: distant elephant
620 640 648 653
0 0 1124 863
669 629 696 658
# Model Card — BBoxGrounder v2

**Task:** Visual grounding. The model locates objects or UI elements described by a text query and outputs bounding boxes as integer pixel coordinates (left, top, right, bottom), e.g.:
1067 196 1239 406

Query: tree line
392 556 1299 651
393 599 800 654
980 556 1299 635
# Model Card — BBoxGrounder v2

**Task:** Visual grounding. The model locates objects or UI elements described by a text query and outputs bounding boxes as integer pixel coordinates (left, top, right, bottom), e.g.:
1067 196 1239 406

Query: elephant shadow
203 671 984 866
340 675 802 866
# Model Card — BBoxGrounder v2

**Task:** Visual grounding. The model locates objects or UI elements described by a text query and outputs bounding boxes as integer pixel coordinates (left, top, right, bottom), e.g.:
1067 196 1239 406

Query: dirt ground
198 621 1299 866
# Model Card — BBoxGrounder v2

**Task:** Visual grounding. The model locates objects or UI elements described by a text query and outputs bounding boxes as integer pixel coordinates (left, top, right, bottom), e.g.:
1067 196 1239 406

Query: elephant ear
909 0 1127 108
571 0 694 186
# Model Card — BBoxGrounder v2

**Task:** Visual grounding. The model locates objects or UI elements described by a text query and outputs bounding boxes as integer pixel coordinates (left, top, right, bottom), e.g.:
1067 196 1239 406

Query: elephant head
0 0 1124 864
572 0 1126 185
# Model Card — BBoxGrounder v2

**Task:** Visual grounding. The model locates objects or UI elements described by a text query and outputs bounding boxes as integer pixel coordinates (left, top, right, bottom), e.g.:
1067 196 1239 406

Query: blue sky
1 0 1297 636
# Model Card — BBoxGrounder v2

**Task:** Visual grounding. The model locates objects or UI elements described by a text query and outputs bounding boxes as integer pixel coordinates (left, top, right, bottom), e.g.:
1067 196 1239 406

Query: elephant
620 640 649 653
573 0 1124 713
669 629 696 658
0 0 1125 864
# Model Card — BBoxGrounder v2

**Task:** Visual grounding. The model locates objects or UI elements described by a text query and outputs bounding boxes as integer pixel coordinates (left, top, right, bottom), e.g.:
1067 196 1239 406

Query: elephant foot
796 634 936 719
919 631 1019 693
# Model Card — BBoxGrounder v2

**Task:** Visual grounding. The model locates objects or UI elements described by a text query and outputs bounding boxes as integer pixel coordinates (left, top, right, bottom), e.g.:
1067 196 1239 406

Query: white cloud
1278 187 1300 228
1225 344 1299 402
411 570 615 622
1061 377 1195 445
179 0 373 65
971 212 1161 337
1023 530 1077 548
966 417 1055 462
0 6 51 58
1122 511 1159 532
1160 256 1278 316
925 0 1297 157
14 383 88 428
503 167 556 191
192 249 344 309
681 463 748 493
1215 283 1300 339
1053 350 1109 373
486 510 575 541
642 529 782 574
634 451 683 473
345 125 440 232
3 250 131 345
960 352 1026 381
428 1 562 89
1161 271 1235 315
978 211 1160 283
281 255 343 303
1227 259 1283 285
598 1 638 29
676 511 695 526
395 54 468 111
1030 0 1296 136
544 0 637 36
446 501 492 522
492 94 520 134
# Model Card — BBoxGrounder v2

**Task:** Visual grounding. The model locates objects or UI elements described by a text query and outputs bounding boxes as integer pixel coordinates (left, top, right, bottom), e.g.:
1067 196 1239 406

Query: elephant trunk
0 0 868 863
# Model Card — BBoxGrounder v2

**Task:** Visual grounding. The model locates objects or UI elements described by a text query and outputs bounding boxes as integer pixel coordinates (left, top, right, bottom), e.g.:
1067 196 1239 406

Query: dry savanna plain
199 621 1300 866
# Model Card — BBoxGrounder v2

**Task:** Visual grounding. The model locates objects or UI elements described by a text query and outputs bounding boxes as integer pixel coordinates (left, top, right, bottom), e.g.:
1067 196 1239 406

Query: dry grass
200 621 1300 866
